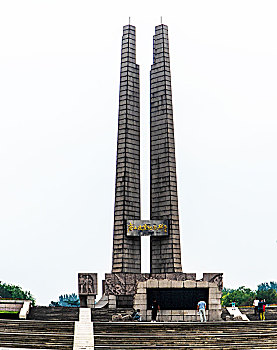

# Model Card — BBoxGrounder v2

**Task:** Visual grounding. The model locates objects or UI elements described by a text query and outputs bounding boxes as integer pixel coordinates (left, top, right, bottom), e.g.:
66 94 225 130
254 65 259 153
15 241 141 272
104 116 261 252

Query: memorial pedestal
102 272 223 321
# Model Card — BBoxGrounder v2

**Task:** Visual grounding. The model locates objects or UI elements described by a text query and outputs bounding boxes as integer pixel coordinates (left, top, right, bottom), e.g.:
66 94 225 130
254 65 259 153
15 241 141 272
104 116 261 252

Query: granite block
171 315 183 322
146 279 159 288
171 280 183 288
158 279 172 288
160 310 171 316
136 288 146 294
183 280 197 288
161 315 172 322
183 310 197 316
196 281 209 288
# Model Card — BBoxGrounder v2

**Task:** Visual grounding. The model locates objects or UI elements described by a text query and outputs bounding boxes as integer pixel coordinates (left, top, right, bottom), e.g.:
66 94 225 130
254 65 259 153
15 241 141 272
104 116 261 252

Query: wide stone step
93 321 277 349
0 335 73 350
0 320 75 334
95 333 277 342
28 307 79 321
0 320 74 349
93 321 277 334
94 339 277 349
94 346 277 350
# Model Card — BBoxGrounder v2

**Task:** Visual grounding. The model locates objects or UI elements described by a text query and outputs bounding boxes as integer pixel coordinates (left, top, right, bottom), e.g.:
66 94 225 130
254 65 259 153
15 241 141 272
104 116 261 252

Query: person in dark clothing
151 299 160 322
258 299 265 320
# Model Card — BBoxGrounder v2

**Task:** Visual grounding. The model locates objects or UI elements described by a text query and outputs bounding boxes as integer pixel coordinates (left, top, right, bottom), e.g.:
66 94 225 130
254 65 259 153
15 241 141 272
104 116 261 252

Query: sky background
0 0 277 305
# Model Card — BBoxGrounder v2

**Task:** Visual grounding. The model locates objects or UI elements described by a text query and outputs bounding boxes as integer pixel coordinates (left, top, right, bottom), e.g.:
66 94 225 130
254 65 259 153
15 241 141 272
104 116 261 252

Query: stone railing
0 299 31 319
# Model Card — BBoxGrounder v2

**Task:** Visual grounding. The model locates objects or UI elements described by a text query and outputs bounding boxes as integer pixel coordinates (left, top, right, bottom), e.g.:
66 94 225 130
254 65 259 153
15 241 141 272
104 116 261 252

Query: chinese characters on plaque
126 220 169 237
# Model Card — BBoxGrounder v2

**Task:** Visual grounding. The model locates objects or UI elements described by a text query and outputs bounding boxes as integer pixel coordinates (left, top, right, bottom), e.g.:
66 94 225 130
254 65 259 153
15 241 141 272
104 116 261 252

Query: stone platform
103 272 223 322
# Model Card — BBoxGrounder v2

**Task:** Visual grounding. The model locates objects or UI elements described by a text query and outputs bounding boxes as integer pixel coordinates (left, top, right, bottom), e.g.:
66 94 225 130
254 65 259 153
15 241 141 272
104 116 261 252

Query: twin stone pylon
112 23 182 274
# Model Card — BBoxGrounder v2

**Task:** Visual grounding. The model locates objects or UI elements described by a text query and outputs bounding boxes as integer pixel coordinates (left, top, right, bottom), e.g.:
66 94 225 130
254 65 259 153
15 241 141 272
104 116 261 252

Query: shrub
0 281 36 305
49 294 80 307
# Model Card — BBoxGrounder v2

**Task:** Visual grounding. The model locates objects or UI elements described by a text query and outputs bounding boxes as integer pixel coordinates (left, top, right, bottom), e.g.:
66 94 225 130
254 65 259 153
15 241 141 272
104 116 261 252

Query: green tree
221 286 255 307
49 294 80 307
0 285 12 298
257 281 277 292
256 289 277 304
0 281 36 305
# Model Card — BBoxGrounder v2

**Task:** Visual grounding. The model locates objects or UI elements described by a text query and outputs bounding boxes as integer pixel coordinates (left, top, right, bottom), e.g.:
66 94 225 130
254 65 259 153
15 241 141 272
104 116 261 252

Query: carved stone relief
203 273 223 291
78 273 97 295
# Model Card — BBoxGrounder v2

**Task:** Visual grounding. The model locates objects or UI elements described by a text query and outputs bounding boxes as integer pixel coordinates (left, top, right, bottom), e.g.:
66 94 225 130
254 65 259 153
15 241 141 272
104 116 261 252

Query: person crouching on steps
132 309 142 321
197 300 207 322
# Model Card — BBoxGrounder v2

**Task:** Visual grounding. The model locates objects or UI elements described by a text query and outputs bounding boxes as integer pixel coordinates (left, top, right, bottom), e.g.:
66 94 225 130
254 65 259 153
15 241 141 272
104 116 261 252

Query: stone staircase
93 321 277 349
28 306 79 321
0 319 74 349
1 311 277 350
73 308 94 350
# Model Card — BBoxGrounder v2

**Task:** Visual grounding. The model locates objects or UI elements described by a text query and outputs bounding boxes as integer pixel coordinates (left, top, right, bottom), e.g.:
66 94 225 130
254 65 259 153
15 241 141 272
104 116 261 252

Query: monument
78 23 223 321
150 23 182 273
112 24 141 274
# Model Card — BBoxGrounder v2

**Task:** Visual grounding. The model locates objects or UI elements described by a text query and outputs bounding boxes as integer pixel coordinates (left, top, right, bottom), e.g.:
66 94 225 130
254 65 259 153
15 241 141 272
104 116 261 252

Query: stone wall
133 279 222 322
105 272 196 296
145 309 210 322
104 272 223 317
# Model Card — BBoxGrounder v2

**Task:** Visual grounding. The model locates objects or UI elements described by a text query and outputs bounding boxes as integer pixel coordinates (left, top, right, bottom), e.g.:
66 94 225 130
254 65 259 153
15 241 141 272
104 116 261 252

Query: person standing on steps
151 298 160 322
258 299 265 320
253 297 259 317
197 300 207 322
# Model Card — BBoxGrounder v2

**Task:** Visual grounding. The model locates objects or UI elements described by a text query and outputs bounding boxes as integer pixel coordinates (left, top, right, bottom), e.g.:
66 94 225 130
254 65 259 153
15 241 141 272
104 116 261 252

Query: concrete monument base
102 272 223 322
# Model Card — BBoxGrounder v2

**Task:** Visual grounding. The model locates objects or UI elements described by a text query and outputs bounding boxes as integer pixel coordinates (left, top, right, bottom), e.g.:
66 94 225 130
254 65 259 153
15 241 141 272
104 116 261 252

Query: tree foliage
49 294 80 307
222 282 277 307
256 289 277 304
0 281 36 305
0 285 12 298
257 281 277 291
221 286 255 307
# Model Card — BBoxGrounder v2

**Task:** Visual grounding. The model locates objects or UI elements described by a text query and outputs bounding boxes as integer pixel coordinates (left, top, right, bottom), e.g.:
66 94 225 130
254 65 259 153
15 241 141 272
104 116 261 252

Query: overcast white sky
1 0 277 305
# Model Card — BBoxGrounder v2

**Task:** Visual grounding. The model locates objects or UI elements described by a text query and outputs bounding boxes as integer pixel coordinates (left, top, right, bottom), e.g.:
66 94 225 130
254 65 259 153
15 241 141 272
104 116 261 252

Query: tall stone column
150 24 182 273
112 25 141 273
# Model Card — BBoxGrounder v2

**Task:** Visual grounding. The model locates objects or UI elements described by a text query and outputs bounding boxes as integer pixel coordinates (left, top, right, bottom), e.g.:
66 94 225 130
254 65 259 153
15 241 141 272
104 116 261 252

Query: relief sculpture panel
203 273 223 291
78 273 97 295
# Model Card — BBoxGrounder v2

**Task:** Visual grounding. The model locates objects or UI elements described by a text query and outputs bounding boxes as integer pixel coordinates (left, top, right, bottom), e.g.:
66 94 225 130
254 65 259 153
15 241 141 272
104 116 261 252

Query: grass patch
0 310 19 314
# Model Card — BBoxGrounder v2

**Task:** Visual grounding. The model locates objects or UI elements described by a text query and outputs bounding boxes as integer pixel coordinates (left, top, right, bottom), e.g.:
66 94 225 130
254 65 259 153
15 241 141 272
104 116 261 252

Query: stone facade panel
196 281 209 288
158 279 172 288
183 280 197 288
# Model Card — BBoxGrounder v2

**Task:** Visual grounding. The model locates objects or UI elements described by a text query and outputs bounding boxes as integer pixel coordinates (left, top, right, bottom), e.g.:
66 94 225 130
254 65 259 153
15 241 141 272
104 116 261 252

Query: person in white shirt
253 298 259 316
